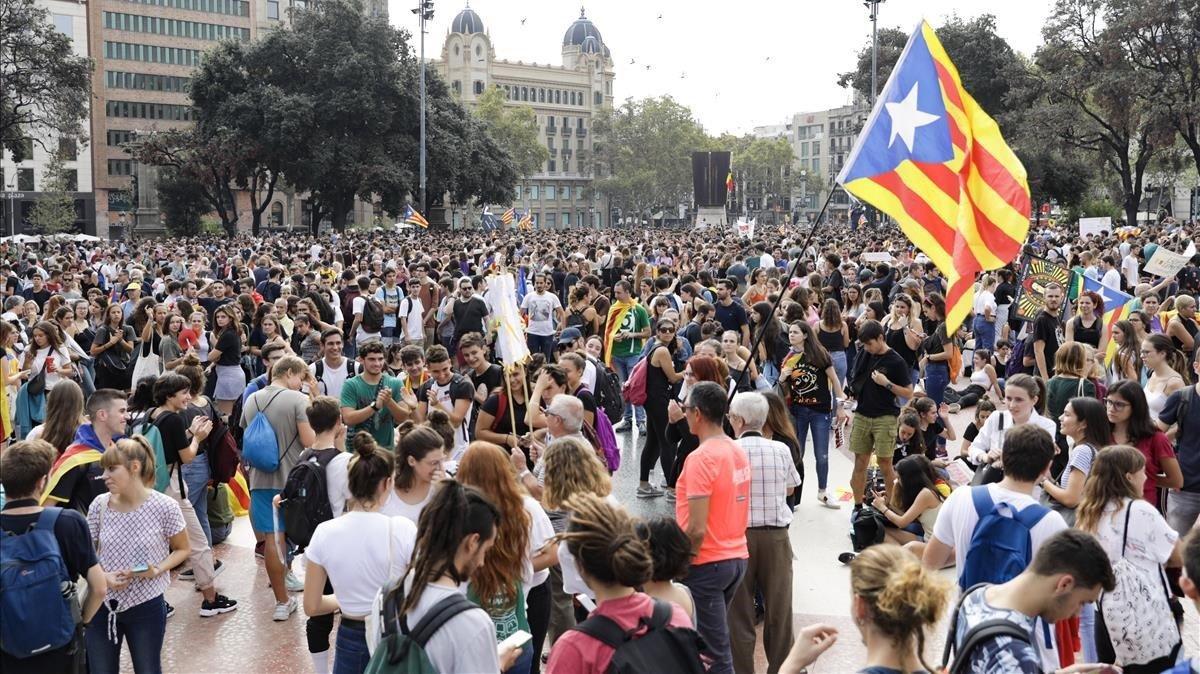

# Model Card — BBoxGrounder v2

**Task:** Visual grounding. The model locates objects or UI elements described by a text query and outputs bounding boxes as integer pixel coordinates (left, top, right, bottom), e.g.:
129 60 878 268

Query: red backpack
622 358 649 406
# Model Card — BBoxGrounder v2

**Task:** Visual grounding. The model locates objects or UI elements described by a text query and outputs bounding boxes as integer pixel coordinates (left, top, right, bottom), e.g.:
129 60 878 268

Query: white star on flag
885 82 940 152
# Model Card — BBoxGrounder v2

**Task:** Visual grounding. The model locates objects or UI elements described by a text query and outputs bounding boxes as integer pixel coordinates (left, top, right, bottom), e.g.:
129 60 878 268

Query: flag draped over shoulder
604 299 637 366
1073 274 1136 365
837 21 1031 334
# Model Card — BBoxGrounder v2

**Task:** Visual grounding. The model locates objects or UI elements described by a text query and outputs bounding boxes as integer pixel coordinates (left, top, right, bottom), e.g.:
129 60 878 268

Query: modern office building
0 0 96 236
435 6 615 228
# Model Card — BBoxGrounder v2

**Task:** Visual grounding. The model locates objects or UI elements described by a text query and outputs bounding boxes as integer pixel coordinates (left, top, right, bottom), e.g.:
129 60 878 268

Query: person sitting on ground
872 455 946 559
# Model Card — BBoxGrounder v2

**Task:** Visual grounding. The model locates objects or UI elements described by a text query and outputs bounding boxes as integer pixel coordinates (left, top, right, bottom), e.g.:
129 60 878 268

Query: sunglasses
658 326 676 333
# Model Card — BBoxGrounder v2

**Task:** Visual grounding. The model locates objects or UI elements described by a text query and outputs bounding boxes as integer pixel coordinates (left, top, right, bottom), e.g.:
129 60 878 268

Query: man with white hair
727 391 800 674
513 394 586 500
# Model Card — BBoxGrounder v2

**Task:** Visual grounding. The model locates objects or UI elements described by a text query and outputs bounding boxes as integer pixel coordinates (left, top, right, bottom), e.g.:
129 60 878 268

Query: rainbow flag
1072 274 1135 364
837 21 1031 335
403 204 429 228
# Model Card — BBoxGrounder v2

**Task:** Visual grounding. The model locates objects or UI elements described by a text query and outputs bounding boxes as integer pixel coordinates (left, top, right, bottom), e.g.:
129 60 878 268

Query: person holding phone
25 320 75 392
86 438 189 674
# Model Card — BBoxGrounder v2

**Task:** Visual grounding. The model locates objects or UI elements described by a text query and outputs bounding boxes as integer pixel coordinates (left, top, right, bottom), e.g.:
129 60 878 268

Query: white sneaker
284 571 304 592
273 597 298 621
612 420 631 432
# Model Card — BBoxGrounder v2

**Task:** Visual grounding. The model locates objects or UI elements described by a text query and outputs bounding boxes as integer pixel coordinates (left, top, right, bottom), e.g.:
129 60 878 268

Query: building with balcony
434 6 614 228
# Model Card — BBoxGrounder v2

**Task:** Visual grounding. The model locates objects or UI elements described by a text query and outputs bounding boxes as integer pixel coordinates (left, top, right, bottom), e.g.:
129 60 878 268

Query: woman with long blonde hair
457 441 553 674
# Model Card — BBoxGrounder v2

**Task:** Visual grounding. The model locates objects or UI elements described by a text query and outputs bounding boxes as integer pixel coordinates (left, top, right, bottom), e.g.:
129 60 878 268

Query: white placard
861 252 894 263
1078 216 1110 237
1144 246 1191 278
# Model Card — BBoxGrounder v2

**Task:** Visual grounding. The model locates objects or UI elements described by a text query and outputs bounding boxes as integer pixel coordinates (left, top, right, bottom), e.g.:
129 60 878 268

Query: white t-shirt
304 512 417 617
521 291 562 337
558 494 622 599
310 357 357 400
930 483 1068 572
325 451 352 518
1092 498 1178 577
1121 255 1139 288
380 485 435 525
973 289 997 316
352 296 381 345
399 296 425 341
523 496 555 590
1101 267 1123 290
401 580 499 673
376 285 402 330
582 358 597 394
967 411 1059 467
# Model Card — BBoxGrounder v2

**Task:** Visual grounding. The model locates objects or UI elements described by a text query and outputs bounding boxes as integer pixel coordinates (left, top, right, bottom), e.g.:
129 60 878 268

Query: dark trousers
526 580 551 674
86 596 166 674
683 558 748 674
729 529 793 674
306 579 336 653
546 565 576 645
527 333 555 361
640 402 670 482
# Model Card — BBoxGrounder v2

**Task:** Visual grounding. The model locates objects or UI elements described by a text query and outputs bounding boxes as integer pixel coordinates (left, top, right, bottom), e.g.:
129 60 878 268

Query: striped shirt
736 433 801 528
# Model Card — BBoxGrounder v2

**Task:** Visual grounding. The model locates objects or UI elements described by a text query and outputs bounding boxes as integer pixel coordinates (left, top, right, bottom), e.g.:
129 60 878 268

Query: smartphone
575 594 597 612
497 630 533 653
130 563 149 574
45 355 55 370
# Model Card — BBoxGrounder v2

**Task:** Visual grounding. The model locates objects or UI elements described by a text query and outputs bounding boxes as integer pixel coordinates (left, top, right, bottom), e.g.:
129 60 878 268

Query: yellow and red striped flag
517 210 533 230
403 204 429 229
837 21 1030 333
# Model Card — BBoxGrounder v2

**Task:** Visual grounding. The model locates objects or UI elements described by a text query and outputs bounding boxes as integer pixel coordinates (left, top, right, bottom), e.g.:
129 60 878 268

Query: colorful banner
1013 255 1071 323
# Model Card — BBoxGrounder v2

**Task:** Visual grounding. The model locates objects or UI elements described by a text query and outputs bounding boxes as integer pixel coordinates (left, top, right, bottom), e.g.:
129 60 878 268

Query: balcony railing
576 128 587 138
562 127 572 136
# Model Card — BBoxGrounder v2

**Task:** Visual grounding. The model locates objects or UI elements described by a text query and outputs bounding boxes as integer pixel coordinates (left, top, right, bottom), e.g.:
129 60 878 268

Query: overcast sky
386 0 1054 135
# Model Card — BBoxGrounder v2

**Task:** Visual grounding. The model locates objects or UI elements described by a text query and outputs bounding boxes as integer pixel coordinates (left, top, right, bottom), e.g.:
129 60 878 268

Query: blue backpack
243 390 287 473
959 487 1050 591
0 508 75 659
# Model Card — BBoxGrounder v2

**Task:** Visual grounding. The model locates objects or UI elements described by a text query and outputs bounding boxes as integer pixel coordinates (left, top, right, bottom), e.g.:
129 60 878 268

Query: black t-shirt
574 385 599 418
1160 387 1200 492
0 506 98 580
480 393 529 436
851 349 911 418
4 276 19 296
1033 310 1060 376
451 297 489 340
198 296 232 324
787 358 833 413
214 328 241 366
469 364 505 399
24 287 51 309
713 300 748 334
994 281 1016 306
152 409 189 469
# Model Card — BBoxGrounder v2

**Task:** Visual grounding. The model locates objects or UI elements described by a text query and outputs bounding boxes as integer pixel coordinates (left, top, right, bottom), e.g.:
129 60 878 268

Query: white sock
310 650 330 674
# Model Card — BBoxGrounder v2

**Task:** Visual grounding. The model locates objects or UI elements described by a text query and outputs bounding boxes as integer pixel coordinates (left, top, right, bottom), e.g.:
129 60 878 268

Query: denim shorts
250 488 282 533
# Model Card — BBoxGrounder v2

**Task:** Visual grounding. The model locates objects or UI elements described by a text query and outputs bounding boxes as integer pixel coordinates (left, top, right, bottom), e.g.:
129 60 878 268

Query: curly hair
541 437 611 510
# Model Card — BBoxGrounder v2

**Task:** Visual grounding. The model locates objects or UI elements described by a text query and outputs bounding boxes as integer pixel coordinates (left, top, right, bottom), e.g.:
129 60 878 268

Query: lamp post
413 0 434 217
864 0 885 104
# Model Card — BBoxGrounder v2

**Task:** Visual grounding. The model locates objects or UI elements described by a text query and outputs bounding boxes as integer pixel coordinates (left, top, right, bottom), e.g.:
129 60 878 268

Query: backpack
0 508 75 659
565 308 589 335
579 385 620 472
362 296 385 333
131 409 172 493
243 390 288 473
207 411 241 485
588 356 625 423
621 357 649 406
279 448 338 552
571 598 707 674
958 486 1049 591
940 583 1034 674
850 505 886 552
1004 336 1029 378
315 358 357 395
365 578 483 674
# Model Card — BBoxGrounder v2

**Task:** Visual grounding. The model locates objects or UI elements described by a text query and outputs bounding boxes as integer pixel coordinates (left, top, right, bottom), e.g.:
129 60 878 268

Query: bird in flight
645 64 652 70
520 17 526 25
657 13 663 19
765 56 771 62
680 72 687 79
630 58 636 65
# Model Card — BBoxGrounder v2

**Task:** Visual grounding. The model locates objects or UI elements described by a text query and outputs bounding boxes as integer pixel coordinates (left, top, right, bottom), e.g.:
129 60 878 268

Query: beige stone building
434 6 614 228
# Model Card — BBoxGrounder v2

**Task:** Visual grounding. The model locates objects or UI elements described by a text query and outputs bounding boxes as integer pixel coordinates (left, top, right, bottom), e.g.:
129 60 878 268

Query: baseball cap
557 327 583 345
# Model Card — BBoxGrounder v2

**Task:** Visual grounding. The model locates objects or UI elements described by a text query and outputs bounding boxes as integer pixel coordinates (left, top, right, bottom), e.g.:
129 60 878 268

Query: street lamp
413 0 434 217
864 0 885 104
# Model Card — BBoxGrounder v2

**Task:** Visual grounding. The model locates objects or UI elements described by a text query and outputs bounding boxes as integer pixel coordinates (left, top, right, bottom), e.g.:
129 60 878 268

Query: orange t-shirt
675 435 751 565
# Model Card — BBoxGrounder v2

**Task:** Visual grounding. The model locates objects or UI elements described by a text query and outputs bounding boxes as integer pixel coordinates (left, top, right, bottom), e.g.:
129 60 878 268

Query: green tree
733 136 798 212
156 168 209 237
26 153 76 233
591 96 710 221
0 0 92 161
1016 148 1093 213
130 128 240 235
473 86 549 179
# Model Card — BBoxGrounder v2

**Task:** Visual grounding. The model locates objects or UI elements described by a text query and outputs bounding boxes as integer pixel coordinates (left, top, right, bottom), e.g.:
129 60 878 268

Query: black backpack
851 505 886 552
362 296 385 333
315 358 357 395
279 448 338 551
588 355 625 423
940 583 1033 674
572 598 707 674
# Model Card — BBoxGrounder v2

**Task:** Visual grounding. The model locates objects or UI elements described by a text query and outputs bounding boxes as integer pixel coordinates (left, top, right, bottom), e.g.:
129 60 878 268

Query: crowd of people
1 216 1200 674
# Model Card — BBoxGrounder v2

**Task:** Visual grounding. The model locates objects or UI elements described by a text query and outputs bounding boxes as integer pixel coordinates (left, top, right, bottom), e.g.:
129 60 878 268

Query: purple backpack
579 385 621 472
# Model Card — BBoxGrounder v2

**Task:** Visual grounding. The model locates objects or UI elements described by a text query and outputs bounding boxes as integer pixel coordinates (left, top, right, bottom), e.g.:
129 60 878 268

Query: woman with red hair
663 356 728 499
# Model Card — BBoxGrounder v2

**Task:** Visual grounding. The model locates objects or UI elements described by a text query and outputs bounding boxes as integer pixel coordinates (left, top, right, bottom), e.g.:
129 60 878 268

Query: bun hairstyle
175 354 207 395
394 421 445 489
424 409 455 453
347 431 393 506
102 436 159 486
851 544 950 672
558 493 653 589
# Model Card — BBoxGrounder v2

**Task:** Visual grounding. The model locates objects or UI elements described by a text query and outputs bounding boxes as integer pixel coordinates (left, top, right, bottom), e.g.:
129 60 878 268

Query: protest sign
1079 217 1110 237
1013 255 1071 322
1144 246 1190 278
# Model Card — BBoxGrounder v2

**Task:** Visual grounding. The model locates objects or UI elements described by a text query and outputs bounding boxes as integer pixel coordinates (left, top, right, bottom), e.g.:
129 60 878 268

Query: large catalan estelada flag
517 210 533 230
837 21 1031 334
1072 273 1135 365
500 207 516 226
403 204 429 229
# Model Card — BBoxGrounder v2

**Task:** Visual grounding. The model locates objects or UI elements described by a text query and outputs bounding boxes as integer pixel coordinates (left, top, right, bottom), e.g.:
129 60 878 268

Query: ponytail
400 481 499 615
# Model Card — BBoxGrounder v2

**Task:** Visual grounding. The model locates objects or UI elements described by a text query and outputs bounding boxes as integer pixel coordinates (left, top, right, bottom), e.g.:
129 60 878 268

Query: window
811 158 820 173
452 80 461 94
548 160 556 173
106 100 194 121
545 184 555 200
521 87 528 101
58 138 77 160
811 141 819 156
19 137 33 158
108 130 135 146
473 80 484 95
801 143 808 158
64 170 78 192
538 89 545 103
474 45 481 57
108 160 133 176
17 169 34 191
52 13 73 36
561 212 569 226
529 185 538 200
102 12 248 41
267 0 278 18
554 90 561 104
561 185 570 200
594 91 601 105
104 41 201 65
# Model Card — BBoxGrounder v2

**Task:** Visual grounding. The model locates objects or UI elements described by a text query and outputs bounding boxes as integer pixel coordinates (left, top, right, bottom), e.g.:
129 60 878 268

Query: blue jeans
830 350 847 392
181 452 212 546
611 353 645 424
792 405 832 490
924 362 951 408
86 596 166 674
683 558 747 674
504 646 533 674
973 315 996 352
1080 602 1098 662
526 333 555 362
333 622 371 674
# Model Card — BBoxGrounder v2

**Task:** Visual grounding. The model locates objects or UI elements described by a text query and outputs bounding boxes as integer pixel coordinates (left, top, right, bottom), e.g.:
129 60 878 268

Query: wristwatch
369 401 378 411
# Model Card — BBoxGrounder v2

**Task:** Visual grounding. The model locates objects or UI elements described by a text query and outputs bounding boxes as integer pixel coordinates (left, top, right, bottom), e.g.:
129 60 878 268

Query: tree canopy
473 86 549 180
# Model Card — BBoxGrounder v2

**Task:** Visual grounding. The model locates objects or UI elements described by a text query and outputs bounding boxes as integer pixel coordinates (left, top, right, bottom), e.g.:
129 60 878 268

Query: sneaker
664 488 676 503
947 403 962 414
165 602 175 619
184 560 223 587
285 570 304 592
817 491 842 510
636 485 664 499
272 597 298 622
199 594 238 617
254 541 265 559
612 420 631 432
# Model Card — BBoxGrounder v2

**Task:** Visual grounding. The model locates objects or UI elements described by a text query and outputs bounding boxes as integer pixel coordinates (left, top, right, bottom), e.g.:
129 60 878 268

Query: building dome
451 5 484 34
563 8 603 47
579 35 602 55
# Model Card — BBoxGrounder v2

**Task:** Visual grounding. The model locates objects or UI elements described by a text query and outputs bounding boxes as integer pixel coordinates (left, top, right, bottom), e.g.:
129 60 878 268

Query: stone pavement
139 403 1200 673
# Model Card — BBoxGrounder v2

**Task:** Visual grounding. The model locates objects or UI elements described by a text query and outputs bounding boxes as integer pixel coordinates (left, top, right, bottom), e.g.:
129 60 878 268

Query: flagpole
728 185 842 401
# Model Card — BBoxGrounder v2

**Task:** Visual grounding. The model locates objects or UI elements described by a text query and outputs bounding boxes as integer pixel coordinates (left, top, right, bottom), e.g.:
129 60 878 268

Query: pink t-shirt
675 435 750 565
1136 432 1177 506
545 593 693 674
